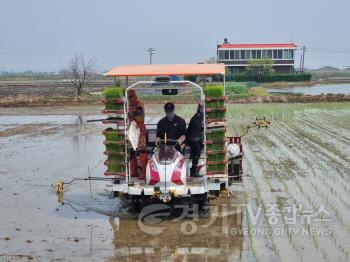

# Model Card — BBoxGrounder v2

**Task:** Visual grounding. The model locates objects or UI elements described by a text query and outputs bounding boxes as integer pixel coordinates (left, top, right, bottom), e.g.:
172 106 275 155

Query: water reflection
60 192 245 261
108 205 244 261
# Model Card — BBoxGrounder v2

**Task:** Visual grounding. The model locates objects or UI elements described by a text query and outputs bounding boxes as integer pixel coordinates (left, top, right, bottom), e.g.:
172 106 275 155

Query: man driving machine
155 102 186 152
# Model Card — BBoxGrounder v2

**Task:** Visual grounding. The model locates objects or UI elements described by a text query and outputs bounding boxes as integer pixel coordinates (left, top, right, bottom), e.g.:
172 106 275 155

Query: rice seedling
104 129 124 141
245 201 261 262
292 174 349 259
107 153 124 162
277 156 350 258
248 169 280 259
106 162 125 173
206 143 226 151
232 102 350 260
207 163 226 173
206 110 226 120
206 128 226 140
104 87 124 99
105 143 124 152
268 122 350 232
207 152 226 162
205 100 225 109
204 85 225 98
105 101 124 110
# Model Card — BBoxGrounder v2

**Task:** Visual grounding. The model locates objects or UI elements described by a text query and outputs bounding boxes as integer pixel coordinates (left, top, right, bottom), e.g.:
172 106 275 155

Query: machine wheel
233 164 241 181
130 196 142 212
228 177 234 186
196 193 209 211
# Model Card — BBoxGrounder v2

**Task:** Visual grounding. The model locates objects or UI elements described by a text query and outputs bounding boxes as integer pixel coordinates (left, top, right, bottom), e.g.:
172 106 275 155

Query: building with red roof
217 39 298 74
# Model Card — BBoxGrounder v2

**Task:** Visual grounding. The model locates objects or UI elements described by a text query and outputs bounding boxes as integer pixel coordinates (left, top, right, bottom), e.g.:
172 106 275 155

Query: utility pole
300 53 303 72
216 40 219 62
146 47 155 65
301 46 306 72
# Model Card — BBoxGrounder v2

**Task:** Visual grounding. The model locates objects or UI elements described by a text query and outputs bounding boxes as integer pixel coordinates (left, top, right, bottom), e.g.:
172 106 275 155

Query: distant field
0 79 349 107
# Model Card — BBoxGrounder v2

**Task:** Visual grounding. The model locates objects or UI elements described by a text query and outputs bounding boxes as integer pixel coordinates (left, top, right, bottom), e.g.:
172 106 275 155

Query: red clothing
136 120 147 151
128 98 146 150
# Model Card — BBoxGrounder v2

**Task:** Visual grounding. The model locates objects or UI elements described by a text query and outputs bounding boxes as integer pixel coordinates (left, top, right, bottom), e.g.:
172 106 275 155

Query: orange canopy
106 64 225 77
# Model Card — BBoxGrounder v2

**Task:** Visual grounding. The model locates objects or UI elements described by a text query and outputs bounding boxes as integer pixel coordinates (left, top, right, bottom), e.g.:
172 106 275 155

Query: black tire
228 177 234 186
233 164 241 181
196 193 209 211
130 196 141 212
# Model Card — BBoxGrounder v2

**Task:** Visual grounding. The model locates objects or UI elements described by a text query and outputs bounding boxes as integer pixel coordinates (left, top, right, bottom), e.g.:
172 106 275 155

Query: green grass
226 82 251 94
224 82 260 99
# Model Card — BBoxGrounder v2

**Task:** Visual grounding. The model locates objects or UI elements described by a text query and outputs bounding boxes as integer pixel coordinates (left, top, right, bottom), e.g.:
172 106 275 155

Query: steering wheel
156 139 179 147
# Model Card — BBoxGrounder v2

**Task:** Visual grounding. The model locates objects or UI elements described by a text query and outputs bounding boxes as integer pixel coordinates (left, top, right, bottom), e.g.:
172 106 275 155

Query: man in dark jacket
156 102 186 152
186 104 204 177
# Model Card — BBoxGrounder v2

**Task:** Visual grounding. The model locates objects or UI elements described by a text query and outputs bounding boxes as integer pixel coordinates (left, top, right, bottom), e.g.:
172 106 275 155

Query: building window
273 50 278 59
224 50 229 60
234 50 240 60
252 50 257 59
240 50 246 60
218 50 225 60
246 50 251 59
219 50 230 60
283 50 289 59
283 49 294 59
257 50 261 59
277 50 283 59
262 50 267 59
267 50 273 59
230 50 235 60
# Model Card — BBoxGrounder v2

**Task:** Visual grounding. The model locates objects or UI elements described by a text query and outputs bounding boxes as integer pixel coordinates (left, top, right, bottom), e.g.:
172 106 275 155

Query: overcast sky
1 0 349 71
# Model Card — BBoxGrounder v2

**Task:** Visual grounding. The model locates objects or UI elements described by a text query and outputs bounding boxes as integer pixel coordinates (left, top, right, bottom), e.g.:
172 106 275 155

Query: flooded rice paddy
0 102 349 261
268 83 350 95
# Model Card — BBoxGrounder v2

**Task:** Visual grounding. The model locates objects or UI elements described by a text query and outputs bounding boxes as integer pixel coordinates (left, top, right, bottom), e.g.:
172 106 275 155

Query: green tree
244 59 275 76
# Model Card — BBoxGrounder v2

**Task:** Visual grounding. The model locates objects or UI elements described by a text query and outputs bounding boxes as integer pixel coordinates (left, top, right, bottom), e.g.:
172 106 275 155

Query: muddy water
3 103 349 261
0 112 250 262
